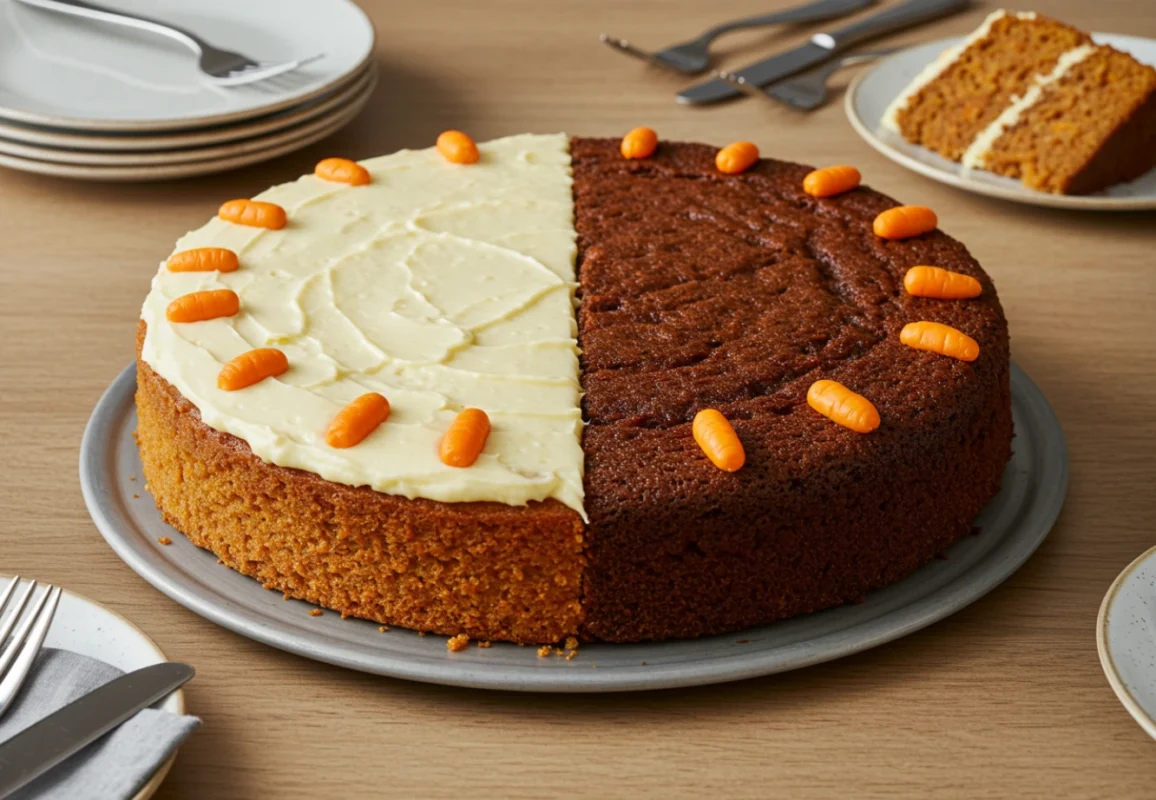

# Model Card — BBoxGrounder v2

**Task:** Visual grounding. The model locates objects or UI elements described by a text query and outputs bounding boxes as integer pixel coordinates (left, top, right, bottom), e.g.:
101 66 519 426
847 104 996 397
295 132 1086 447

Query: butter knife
677 0 970 104
0 662 194 797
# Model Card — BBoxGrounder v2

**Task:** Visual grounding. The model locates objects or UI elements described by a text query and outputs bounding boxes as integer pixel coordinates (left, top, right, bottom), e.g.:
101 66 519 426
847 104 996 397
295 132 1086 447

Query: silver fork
0 578 62 719
13 0 323 87
716 47 898 109
600 0 874 75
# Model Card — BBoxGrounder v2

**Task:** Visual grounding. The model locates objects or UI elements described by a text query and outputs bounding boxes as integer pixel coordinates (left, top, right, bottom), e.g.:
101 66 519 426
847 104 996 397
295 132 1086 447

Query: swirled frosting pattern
140 133 585 516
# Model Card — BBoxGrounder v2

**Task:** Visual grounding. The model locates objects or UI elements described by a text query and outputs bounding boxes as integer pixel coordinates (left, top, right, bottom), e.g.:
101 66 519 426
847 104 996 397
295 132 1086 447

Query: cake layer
140 133 586 515
976 45 1156 194
571 138 1011 641
884 10 1090 162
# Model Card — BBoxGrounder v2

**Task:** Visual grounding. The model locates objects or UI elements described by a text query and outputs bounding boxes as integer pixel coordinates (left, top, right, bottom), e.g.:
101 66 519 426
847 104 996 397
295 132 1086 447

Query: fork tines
0 577 63 718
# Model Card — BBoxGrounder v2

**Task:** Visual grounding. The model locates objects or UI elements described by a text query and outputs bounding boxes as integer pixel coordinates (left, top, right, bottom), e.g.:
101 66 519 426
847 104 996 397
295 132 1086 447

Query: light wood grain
2 1 1155 797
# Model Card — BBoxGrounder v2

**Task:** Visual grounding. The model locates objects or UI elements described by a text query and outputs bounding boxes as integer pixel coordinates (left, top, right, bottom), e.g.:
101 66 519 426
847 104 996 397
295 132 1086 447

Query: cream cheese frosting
140 133 586 517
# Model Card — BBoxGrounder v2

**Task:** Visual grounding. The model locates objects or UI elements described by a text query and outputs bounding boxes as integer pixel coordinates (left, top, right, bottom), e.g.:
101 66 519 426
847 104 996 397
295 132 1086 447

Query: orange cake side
980 46 1156 194
891 13 1089 161
135 323 585 644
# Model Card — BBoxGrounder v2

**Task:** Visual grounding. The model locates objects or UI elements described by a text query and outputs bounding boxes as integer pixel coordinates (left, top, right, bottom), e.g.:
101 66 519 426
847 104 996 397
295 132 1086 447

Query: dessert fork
0 578 62 720
13 0 322 87
717 47 897 109
600 0 875 75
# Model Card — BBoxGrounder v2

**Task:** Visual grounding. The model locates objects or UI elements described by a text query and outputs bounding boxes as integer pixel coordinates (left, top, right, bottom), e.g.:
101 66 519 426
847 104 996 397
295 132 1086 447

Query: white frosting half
961 44 1097 169
882 10 1039 133
140 133 587 517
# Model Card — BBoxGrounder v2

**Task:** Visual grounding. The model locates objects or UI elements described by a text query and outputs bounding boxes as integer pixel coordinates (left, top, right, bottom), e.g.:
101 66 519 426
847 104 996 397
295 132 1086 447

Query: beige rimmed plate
0 67 376 167
0 575 186 800
0 74 374 181
1098 545 1156 740
846 33 1156 211
0 59 374 152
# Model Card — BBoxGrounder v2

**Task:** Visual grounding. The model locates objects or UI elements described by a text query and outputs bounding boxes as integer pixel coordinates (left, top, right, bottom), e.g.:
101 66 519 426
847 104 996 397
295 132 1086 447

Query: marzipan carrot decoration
436 130 480 164
807 380 880 433
873 205 937 240
165 289 240 323
218 199 287 230
314 157 371 186
217 348 289 391
692 409 745 472
439 408 490 467
620 126 658 160
903 266 982 299
803 165 861 198
166 247 239 273
900 321 980 362
326 393 391 448
715 141 759 174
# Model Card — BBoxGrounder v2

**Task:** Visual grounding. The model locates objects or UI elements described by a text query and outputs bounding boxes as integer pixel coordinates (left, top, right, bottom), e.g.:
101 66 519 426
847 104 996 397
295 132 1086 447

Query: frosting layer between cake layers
140 133 586 516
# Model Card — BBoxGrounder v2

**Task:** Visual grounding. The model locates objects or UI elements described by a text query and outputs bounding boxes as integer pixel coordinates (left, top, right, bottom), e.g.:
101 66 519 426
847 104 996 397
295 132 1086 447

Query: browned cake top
570 137 1009 529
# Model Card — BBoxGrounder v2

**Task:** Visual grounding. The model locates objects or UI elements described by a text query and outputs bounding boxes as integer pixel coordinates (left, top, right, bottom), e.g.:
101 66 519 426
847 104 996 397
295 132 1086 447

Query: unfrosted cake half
883 10 1156 194
136 132 1012 644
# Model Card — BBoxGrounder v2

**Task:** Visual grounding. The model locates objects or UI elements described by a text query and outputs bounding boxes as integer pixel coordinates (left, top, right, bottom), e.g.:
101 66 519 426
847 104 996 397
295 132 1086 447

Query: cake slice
884 10 1156 194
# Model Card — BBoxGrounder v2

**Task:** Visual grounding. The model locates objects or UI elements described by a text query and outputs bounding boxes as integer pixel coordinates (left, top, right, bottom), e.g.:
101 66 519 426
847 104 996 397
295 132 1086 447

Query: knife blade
677 0 970 104
0 662 194 797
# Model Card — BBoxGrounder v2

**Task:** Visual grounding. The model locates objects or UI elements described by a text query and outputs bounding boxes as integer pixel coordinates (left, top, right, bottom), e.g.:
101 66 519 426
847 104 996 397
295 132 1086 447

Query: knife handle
816 0 970 51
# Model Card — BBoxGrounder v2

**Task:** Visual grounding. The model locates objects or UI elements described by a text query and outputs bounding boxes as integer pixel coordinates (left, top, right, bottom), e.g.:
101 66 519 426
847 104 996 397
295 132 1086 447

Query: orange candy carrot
803 165 861 198
438 408 490 467
436 130 480 164
903 266 982 300
314 157 371 186
620 126 658 160
166 247 239 273
715 141 759 174
692 409 746 472
873 205 937 240
900 321 980 362
217 348 289 391
218 199 287 230
807 380 880 433
165 289 240 323
326 393 391 448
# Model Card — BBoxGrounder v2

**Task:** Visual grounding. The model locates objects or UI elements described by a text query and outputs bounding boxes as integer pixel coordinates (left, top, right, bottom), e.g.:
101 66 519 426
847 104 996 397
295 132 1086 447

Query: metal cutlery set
602 0 969 108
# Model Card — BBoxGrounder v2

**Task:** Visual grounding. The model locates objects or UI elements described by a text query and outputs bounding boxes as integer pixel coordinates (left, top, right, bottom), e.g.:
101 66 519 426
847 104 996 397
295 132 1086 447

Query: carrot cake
135 132 1012 644
883 10 1156 194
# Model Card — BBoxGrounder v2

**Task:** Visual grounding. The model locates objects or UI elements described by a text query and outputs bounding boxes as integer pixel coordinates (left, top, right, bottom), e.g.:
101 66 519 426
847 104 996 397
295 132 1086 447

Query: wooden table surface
2 0 1154 796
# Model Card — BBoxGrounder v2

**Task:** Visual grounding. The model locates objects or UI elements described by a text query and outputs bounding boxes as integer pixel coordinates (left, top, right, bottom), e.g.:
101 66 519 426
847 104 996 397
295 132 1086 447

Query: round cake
135 133 1012 644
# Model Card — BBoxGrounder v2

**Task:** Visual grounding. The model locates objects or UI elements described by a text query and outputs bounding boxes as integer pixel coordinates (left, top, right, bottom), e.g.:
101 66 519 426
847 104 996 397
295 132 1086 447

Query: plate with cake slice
846 10 1156 210
81 131 1068 691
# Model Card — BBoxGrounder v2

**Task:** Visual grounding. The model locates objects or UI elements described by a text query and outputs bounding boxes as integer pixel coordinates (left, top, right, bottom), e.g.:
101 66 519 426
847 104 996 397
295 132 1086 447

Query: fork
600 0 875 75
13 0 323 87
716 47 898 109
0 578 62 720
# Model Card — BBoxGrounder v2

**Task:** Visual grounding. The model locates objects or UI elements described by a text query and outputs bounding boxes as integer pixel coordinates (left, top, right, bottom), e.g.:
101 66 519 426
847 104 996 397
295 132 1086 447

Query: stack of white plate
0 0 376 181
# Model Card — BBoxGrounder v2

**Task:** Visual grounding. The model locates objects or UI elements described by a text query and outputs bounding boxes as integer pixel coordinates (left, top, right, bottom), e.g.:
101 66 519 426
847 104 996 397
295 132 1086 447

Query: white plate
0 58 374 152
0 66 375 166
0 74 374 181
846 33 1156 211
1098 545 1156 740
0 575 184 800
80 362 1067 693
0 0 374 131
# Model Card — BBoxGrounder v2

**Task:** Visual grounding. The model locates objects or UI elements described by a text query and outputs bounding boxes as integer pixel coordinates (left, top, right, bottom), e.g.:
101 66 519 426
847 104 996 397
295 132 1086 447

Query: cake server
600 0 875 75
677 0 970 104
717 47 899 109
0 662 194 797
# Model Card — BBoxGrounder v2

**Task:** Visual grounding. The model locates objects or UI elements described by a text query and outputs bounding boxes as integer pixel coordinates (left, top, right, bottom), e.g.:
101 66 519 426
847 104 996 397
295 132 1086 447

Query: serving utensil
600 0 874 75
677 0 969 104
13 0 322 86
717 47 898 109
0 578 62 721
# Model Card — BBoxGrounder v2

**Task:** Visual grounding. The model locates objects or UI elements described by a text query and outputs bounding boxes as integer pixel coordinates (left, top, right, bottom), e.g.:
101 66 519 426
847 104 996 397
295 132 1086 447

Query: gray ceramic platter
80 362 1067 692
